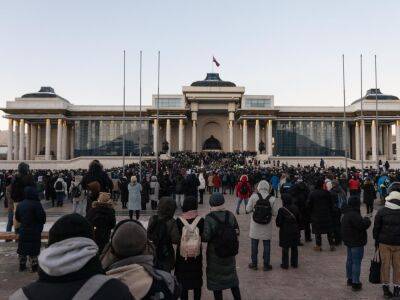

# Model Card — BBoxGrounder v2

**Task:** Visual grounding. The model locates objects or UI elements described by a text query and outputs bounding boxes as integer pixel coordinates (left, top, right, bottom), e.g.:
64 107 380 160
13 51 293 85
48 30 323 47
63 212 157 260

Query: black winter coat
20 257 133 300
86 206 116 253
362 183 376 205
184 174 200 197
15 198 46 256
175 217 204 290
276 205 301 248
307 188 335 234
11 174 35 203
341 207 371 247
290 182 310 226
373 200 400 245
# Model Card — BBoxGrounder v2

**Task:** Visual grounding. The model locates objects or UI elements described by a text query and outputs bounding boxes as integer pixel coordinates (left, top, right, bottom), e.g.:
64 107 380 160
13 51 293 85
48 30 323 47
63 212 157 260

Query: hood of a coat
240 175 248 183
38 237 98 277
257 180 270 193
157 197 176 219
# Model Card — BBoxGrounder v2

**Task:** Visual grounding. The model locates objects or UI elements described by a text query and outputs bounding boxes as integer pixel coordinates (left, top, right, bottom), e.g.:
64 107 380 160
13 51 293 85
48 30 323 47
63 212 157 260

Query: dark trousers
251 239 270 267
282 246 298 267
181 288 201 300
315 233 334 247
141 201 147 210
366 203 373 214
129 210 140 220
56 192 64 207
151 200 157 210
199 189 204 204
303 222 311 241
213 286 241 300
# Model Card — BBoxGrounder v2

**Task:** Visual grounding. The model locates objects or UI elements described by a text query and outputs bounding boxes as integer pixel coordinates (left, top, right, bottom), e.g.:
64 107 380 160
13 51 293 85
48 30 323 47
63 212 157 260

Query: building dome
351 88 399 104
22 86 59 98
191 73 236 87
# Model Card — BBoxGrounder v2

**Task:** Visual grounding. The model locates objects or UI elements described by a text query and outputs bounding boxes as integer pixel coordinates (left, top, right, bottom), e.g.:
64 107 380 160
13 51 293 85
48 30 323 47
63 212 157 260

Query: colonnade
7 118 74 161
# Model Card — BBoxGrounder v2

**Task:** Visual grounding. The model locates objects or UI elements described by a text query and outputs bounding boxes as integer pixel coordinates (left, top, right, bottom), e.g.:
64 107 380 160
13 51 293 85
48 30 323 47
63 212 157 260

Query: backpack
55 181 63 192
252 193 272 224
179 216 201 259
240 183 248 195
71 184 82 198
209 212 239 258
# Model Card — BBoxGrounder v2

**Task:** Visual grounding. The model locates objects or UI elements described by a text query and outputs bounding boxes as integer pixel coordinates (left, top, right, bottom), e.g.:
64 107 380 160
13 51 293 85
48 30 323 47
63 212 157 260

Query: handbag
369 248 381 284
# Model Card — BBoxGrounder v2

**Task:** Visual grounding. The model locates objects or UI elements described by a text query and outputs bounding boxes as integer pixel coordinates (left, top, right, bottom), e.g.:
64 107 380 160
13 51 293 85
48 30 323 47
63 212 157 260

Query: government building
2 73 400 169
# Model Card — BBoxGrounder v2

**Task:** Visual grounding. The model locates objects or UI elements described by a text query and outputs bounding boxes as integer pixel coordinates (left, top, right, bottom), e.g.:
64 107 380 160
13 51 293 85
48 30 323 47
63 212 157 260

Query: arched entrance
201 121 223 151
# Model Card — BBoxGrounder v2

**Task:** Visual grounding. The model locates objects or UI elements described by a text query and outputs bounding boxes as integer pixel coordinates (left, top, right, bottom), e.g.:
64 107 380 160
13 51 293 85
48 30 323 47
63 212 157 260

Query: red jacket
212 175 222 188
235 175 252 199
349 179 360 191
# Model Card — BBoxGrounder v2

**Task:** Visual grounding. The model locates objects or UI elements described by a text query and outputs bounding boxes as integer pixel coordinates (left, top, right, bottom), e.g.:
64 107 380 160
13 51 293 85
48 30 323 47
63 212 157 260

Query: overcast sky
1 0 400 130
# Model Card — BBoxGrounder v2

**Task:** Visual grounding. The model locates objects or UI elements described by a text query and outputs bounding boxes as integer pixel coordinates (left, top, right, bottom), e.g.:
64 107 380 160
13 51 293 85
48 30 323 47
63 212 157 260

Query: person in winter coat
147 197 180 272
362 177 376 214
202 193 242 300
118 176 129 209
212 173 222 193
86 192 116 254
276 193 301 269
10 213 133 300
15 186 46 272
175 196 204 300
235 175 252 215
184 170 200 201
270 173 280 197
141 175 150 210
101 219 180 299
373 189 400 298
175 173 185 208
207 173 214 194
198 172 206 204
329 180 346 246
54 176 68 207
307 178 336 251
149 176 160 210
341 196 371 292
246 180 276 271
348 176 361 197
289 179 311 243
127 176 142 220
70 177 86 216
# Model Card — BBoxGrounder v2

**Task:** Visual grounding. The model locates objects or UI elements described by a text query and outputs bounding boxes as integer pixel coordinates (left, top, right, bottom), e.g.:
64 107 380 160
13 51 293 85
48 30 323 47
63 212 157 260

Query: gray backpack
10 274 113 300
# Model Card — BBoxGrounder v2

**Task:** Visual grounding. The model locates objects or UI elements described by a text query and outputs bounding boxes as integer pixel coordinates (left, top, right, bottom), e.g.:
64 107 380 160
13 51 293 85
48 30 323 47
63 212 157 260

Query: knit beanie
48 213 93 246
24 186 39 201
182 196 198 212
111 221 147 258
209 192 225 207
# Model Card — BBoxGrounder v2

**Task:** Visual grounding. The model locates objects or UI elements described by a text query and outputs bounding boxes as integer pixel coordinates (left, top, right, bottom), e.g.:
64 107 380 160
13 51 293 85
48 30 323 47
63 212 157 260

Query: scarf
181 210 198 220
210 204 226 212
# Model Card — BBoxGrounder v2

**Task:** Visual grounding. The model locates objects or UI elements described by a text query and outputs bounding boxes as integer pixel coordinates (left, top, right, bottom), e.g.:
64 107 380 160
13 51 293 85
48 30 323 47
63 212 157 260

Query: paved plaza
0 194 385 300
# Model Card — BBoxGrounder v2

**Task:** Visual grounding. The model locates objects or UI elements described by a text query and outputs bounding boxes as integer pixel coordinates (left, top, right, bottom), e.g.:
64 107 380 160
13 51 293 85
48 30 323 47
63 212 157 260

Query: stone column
26 123 30 160
57 119 62 160
178 119 184 151
14 120 19 160
355 121 360 160
371 120 377 162
166 119 171 155
192 121 197 152
19 119 25 160
255 119 260 154
379 125 384 156
383 125 389 159
361 120 366 161
36 124 41 156
242 119 248 151
388 124 393 160
229 121 234 152
70 125 75 159
30 124 36 160
331 121 336 150
153 119 158 155
7 119 13 160
267 120 273 156
87 120 92 151
45 119 51 160
62 120 68 160
396 121 400 161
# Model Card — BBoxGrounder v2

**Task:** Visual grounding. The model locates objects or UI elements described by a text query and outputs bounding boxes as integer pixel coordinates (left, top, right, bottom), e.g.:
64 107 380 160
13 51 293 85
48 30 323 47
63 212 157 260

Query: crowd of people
2 151 400 299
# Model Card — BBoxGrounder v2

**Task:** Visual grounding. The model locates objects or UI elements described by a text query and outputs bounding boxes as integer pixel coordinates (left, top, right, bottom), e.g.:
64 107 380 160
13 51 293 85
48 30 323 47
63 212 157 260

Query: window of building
245 99 271 108
155 98 183 108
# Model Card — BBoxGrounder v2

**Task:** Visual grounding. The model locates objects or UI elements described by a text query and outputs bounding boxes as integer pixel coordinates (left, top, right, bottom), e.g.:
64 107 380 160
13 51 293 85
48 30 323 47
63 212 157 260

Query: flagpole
156 50 160 177
139 50 142 182
360 54 364 174
375 54 379 170
342 54 348 174
122 50 126 174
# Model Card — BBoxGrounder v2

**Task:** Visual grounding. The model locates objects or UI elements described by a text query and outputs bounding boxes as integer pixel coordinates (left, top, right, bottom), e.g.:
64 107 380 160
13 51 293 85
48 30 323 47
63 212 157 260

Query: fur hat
92 192 113 208
48 213 93 246
209 192 225 207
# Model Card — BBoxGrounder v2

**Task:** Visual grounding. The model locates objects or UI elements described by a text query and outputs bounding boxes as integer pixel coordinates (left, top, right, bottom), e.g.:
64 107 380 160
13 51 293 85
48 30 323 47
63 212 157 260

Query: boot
19 264 27 272
346 279 353 286
383 285 393 299
248 263 257 270
313 245 322 252
393 286 400 297
351 283 362 292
